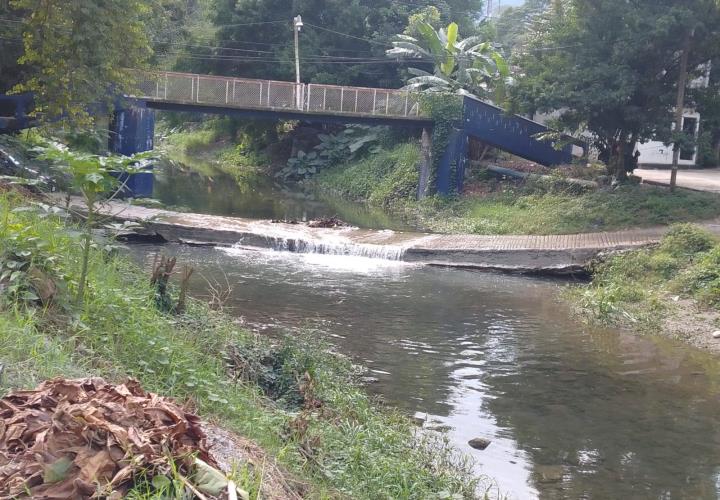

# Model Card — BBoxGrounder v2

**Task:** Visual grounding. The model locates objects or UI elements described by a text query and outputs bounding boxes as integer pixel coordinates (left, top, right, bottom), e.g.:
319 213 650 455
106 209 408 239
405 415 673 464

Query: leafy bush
659 224 717 257
279 126 382 181
674 247 720 305
316 142 420 207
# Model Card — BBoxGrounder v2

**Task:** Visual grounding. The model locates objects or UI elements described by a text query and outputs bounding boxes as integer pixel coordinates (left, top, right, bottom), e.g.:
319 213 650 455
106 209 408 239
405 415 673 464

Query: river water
139 160 720 499
129 242 720 500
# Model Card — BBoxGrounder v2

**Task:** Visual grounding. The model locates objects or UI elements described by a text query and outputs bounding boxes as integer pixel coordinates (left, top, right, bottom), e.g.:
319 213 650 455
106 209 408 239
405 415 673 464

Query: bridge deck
132 71 428 122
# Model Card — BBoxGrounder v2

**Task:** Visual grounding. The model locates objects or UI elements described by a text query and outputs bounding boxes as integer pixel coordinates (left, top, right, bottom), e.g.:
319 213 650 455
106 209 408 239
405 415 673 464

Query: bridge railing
131 71 425 119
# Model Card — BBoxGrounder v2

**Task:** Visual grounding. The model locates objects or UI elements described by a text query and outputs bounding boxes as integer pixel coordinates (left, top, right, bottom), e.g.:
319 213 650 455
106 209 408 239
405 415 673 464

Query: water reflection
152 158 418 231
128 243 720 499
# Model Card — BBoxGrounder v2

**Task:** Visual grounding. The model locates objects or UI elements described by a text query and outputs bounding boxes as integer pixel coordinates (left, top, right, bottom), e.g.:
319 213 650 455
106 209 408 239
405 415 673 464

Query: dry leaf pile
0 377 216 499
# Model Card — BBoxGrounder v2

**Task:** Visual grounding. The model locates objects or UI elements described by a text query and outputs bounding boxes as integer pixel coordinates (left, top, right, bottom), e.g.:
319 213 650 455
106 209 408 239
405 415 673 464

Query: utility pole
293 15 303 110
670 29 694 192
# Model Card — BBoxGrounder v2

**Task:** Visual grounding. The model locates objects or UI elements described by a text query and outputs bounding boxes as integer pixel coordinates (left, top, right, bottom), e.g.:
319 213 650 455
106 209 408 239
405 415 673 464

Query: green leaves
279 126 382 181
388 21 510 100
8 0 155 129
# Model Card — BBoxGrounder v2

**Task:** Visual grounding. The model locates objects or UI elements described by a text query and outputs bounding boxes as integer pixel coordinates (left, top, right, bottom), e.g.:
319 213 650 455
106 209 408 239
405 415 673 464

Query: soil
203 424 307 499
661 297 720 354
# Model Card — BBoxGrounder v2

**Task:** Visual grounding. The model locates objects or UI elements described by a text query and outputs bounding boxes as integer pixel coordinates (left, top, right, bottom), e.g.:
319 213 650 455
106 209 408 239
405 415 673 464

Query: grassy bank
0 190 479 498
315 141 720 235
571 224 720 350
159 120 268 184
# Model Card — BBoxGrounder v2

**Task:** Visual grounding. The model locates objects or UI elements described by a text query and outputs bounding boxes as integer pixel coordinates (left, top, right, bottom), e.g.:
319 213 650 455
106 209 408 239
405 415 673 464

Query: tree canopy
175 0 484 89
510 0 720 176
2 0 197 127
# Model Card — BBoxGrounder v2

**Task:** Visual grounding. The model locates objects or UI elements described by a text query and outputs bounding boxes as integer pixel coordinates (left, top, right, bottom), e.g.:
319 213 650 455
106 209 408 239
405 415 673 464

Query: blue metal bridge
2 70 575 194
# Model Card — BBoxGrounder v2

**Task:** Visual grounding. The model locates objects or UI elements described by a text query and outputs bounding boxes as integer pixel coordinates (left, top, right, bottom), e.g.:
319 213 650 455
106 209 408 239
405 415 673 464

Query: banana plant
387 21 511 102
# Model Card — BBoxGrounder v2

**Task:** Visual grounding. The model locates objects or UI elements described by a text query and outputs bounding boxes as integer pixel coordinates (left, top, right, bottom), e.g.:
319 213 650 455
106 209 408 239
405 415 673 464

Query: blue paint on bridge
2 72 577 196
435 96 574 193
0 93 34 133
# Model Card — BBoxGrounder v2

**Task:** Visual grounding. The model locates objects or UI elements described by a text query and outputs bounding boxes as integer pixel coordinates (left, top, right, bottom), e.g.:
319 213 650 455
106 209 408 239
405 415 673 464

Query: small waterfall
269 236 405 261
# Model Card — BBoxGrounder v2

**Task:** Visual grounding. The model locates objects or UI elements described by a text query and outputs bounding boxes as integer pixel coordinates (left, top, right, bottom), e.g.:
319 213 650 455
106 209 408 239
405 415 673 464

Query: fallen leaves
0 377 216 499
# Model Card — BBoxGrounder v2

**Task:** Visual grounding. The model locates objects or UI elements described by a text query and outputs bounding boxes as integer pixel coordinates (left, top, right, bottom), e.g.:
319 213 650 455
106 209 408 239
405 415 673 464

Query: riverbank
570 224 720 354
315 142 720 235
0 188 479 498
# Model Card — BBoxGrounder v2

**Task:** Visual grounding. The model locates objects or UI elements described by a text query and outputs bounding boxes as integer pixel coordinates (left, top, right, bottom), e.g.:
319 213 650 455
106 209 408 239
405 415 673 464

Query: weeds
0 192 479 499
573 224 720 328
317 140 720 235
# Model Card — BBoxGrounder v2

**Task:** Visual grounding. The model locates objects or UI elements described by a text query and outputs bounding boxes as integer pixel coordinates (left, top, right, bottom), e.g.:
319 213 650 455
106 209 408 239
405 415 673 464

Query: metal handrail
130 71 426 119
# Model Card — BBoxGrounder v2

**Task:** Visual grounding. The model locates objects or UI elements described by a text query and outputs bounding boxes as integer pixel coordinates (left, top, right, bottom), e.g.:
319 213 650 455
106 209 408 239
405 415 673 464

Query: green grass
573 224 720 326
317 141 720 235
315 142 420 208
407 184 720 235
159 120 269 183
0 192 478 499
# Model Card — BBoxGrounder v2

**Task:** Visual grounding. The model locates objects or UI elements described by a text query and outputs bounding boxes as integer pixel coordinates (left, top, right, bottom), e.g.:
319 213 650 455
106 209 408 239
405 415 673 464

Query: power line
302 23 391 48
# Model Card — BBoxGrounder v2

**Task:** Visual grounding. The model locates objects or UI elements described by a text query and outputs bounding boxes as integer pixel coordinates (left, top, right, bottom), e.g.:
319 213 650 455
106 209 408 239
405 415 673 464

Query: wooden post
418 126 432 199
670 29 693 192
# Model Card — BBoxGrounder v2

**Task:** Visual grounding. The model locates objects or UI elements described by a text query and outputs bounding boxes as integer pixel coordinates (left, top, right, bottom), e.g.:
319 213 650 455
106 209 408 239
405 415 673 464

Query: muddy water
128 243 720 500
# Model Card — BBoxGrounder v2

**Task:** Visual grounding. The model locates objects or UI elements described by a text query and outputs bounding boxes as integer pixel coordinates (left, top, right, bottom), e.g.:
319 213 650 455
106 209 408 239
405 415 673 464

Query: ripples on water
128 243 720 500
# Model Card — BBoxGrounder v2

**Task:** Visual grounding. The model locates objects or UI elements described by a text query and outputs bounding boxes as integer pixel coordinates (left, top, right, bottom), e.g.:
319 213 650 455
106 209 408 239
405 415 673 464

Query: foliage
659 223 717 257
180 1 484 90
576 224 720 327
510 0 720 178
387 21 510 100
8 0 157 128
0 0 27 92
330 168 720 235
36 143 148 305
0 200 66 306
279 126 381 181
420 93 464 194
316 142 421 207
693 58 720 167
0 192 479 499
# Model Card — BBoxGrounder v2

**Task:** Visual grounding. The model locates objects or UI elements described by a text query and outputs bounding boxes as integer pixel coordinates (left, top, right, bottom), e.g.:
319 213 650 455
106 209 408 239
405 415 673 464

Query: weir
267 236 406 260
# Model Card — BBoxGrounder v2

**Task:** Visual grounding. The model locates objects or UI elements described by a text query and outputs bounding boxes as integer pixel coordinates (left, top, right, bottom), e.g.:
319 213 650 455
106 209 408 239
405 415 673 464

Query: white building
637 64 711 168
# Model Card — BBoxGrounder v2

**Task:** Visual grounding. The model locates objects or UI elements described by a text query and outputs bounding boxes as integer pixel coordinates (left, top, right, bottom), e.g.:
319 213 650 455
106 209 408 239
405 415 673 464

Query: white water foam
270 236 405 260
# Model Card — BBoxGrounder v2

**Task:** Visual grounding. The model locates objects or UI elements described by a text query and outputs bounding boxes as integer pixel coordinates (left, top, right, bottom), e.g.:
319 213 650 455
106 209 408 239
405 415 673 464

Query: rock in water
713 331 720 339
468 437 491 450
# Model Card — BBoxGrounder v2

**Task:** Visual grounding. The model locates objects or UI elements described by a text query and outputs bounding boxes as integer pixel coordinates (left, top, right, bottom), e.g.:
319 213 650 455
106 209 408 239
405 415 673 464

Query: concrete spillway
72 198 676 274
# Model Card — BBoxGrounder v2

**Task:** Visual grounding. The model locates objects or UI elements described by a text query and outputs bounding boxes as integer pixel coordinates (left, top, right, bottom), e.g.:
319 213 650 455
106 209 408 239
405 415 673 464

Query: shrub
674 246 720 305
659 224 717 257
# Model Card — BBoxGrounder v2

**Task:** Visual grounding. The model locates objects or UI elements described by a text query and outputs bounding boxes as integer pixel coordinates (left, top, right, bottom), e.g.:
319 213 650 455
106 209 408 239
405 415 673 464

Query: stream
134 159 720 499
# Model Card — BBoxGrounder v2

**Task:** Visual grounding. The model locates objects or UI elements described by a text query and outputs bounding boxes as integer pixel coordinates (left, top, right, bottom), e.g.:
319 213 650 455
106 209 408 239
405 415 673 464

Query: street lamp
293 15 303 109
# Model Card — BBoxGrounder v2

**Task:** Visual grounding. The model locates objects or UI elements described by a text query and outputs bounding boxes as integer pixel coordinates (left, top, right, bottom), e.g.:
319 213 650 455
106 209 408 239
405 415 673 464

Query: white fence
132 71 424 119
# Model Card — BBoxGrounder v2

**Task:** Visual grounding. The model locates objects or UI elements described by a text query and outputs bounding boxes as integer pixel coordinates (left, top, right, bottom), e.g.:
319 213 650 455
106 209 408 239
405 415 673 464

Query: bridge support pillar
436 128 469 195
109 104 155 155
108 103 155 197
418 126 432 199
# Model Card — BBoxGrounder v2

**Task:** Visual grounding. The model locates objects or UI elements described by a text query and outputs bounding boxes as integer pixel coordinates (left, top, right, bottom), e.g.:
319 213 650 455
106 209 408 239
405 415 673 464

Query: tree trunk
714 136 720 167
670 30 693 191
608 137 628 181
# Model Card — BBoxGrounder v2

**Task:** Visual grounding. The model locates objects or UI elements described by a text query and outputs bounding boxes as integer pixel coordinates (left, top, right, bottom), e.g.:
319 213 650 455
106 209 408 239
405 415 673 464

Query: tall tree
9 0 156 127
176 0 484 89
0 0 26 93
511 0 720 179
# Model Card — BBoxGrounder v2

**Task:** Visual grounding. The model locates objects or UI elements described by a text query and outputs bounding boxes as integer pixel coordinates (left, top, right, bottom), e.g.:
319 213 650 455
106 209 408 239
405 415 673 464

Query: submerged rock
535 465 564 483
468 437 491 450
